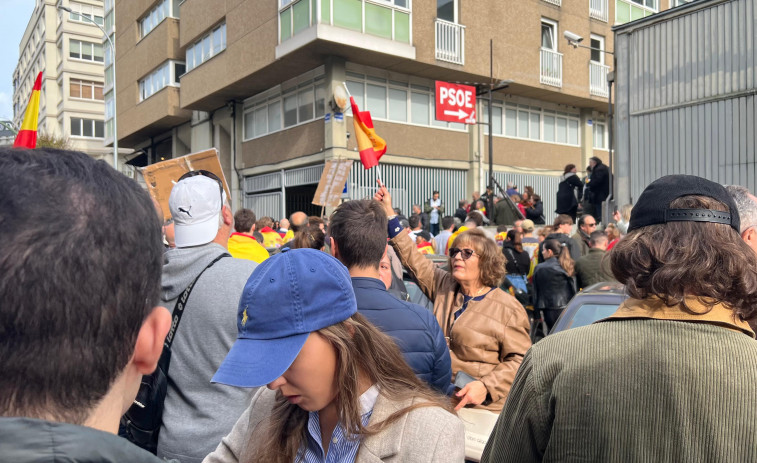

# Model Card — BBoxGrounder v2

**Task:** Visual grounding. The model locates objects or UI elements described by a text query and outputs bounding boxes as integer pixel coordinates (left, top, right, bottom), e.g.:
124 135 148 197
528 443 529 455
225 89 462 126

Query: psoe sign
435 81 476 124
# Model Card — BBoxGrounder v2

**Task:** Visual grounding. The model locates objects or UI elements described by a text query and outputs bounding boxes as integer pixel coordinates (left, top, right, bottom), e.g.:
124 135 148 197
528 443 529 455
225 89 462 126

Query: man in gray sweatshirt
158 171 258 463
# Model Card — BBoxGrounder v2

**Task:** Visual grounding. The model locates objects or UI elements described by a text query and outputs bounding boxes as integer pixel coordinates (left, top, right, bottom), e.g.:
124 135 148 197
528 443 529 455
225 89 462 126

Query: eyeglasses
586 222 597 228
449 247 477 260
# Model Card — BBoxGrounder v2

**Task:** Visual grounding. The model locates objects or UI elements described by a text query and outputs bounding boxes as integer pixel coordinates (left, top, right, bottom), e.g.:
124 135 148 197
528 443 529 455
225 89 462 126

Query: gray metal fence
244 191 282 219
488 170 561 225
348 162 468 219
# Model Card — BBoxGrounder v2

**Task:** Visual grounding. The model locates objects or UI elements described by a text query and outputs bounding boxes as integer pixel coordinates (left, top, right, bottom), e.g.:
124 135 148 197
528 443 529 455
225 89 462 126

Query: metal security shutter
349 162 468 219
488 170 561 225
244 192 282 220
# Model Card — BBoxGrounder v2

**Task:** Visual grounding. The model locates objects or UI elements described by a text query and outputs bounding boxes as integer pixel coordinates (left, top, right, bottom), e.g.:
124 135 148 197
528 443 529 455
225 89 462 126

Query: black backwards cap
628 175 740 233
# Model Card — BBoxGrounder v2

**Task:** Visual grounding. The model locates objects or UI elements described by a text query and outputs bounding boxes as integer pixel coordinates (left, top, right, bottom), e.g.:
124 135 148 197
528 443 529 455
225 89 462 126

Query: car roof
579 281 626 296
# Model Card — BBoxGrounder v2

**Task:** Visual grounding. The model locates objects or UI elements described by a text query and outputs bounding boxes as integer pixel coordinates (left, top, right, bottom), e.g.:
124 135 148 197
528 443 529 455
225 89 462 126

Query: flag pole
342 82 383 185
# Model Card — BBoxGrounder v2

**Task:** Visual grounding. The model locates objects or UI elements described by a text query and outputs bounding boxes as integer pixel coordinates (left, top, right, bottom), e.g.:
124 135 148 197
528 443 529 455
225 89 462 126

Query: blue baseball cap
211 248 357 388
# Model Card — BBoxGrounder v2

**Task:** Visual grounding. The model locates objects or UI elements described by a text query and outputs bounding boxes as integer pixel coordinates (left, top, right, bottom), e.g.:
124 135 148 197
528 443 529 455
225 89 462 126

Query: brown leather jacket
391 230 531 412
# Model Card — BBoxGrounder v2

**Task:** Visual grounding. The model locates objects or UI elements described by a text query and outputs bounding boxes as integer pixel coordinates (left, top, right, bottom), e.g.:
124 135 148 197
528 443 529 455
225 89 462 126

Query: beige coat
203 388 466 463
391 230 531 412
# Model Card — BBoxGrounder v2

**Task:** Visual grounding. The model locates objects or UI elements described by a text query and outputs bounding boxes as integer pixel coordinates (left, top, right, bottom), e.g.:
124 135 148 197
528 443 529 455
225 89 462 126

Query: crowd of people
5 146 757 463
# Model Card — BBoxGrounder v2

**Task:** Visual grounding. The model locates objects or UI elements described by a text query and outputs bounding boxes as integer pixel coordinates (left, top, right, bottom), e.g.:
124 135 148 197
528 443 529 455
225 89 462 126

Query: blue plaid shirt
299 386 379 463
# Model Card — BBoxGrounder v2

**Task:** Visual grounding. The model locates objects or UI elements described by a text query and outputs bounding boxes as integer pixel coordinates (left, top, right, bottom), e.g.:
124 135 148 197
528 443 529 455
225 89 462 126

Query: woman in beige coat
375 183 531 413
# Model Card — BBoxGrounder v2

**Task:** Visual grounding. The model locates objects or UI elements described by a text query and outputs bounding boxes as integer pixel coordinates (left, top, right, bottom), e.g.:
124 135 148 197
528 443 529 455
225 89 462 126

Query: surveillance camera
563 31 584 43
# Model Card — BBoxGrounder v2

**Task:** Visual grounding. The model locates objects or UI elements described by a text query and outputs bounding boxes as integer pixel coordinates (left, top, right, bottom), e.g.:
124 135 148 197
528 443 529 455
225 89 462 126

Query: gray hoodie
158 243 258 463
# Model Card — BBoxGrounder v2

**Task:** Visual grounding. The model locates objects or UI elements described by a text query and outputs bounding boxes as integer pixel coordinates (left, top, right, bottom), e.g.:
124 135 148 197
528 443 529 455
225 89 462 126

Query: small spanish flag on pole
343 83 387 182
13 72 42 149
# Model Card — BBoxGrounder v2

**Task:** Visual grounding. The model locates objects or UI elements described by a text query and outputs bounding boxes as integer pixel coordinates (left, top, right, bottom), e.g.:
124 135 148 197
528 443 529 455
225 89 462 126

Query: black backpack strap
164 253 230 349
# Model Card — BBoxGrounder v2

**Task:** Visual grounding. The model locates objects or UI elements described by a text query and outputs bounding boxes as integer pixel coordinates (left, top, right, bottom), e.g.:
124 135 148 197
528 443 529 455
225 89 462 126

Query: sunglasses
449 247 477 260
178 169 226 201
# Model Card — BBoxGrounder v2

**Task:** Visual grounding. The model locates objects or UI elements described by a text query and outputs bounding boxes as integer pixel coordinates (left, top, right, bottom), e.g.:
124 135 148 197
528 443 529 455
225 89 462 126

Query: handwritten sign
312 159 353 207
139 148 230 221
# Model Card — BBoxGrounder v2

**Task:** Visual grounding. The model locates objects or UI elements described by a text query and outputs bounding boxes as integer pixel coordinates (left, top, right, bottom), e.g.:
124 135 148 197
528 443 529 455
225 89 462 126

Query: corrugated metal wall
488 170 561 224
243 163 562 223
615 0 757 204
348 162 468 219
244 191 282 219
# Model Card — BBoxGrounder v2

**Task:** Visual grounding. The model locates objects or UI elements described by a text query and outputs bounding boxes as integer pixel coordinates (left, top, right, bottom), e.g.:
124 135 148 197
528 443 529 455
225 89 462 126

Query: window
541 19 557 51
590 35 604 64
139 0 172 38
242 68 326 140
71 118 104 138
616 0 657 24
437 0 457 22
69 2 104 26
345 72 467 132
593 121 606 149
185 23 226 72
69 39 104 63
139 60 184 101
70 79 104 100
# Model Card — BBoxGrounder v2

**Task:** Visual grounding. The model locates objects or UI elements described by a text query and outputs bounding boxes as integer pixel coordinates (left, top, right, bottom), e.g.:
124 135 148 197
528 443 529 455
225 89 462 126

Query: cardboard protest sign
313 159 353 208
139 148 230 221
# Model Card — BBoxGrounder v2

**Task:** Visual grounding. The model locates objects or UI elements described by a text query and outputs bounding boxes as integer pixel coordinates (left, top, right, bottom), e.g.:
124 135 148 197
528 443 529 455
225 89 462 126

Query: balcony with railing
279 0 411 45
540 48 562 88
590 0 609 21
435 19 464 65
542 0 561 5
590 61 610 97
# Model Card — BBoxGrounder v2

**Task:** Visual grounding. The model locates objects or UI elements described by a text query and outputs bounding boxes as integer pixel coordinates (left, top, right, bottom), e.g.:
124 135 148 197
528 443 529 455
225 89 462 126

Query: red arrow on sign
435 81 477 125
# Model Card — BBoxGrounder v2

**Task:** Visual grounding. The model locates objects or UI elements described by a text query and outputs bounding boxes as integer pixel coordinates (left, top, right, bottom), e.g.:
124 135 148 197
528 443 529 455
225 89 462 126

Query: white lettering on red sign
435 81 477 124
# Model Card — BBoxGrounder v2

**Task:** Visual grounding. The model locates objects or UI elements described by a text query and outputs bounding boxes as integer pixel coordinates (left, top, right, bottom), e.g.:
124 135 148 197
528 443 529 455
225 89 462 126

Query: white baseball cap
169 175 225 247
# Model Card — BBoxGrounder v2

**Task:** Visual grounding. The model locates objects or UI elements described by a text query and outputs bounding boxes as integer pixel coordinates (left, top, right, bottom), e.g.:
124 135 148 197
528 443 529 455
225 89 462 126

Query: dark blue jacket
352 277 454 395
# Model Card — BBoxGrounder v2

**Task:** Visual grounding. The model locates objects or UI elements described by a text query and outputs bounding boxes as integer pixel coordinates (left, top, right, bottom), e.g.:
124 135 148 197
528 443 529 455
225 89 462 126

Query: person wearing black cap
482 175 757 463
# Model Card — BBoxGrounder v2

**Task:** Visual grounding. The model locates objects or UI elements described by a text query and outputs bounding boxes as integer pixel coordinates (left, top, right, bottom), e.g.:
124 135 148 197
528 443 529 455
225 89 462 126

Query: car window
564 303 619 330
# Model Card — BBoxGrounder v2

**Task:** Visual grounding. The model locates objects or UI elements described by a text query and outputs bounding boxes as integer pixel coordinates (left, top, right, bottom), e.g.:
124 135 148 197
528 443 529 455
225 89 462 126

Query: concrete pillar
323 57 351 217
190 111 213 151
580 108 594 171
467 98 484 202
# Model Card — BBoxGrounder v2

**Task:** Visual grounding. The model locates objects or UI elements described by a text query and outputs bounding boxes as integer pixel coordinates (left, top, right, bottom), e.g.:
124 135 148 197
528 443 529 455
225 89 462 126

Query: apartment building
114 0 684 220
12 0 128 163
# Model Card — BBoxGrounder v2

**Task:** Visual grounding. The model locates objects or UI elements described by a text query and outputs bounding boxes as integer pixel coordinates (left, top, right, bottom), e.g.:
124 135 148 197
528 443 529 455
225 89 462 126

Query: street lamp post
58 5 118 170
564 30 615 223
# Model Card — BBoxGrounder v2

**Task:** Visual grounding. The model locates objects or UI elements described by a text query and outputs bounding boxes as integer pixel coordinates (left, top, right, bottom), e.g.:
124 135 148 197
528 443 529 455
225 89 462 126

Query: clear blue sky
0 0 36 122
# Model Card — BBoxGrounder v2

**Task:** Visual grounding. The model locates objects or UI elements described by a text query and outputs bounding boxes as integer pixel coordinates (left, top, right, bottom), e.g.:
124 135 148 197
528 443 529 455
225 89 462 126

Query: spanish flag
13 72 42 149
350 96 386 169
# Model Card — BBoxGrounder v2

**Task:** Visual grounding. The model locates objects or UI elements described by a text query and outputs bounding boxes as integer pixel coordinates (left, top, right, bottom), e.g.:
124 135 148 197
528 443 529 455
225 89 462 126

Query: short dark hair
441 216 455 230
234 208 256 233
329 200 388 269
589 230 608 247
554 214 574 228
466 211 484 227
578 215 593 227
408 215 420 229
433 190 439 195
0 148 163 423
611 195 757 319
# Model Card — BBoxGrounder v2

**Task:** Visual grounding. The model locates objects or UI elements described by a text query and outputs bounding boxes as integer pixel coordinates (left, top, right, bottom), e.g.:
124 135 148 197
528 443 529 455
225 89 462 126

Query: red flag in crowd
350 96 387 169
13 72 43 149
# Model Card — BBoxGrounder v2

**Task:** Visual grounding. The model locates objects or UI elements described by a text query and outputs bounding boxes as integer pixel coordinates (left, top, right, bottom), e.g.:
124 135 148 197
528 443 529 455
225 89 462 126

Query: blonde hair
450 229 506 287
245 313 452 463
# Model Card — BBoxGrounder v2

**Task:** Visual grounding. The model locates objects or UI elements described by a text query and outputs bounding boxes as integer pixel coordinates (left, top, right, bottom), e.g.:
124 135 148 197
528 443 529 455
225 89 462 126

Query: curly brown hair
610 195 757 320
451 229 506 288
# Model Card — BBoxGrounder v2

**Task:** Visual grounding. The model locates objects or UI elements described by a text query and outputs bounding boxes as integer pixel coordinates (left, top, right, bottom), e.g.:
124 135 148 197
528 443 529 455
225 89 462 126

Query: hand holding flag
347 91 386 170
